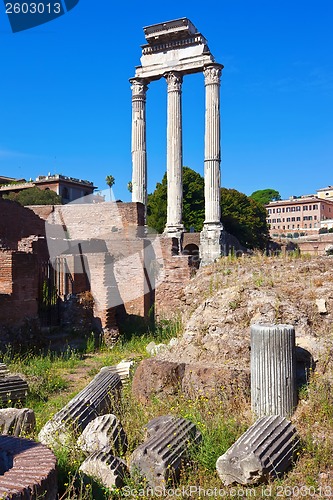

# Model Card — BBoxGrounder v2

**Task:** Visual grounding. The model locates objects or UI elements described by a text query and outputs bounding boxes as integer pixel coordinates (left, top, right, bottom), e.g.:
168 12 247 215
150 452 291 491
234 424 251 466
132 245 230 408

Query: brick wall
155 237 192 320
0 252 38 326
0 199 45 250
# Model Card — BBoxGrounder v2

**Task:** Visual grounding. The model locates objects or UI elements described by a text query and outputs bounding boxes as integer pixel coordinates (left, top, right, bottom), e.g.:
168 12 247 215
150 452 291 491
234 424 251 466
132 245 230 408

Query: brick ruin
0 198 197 343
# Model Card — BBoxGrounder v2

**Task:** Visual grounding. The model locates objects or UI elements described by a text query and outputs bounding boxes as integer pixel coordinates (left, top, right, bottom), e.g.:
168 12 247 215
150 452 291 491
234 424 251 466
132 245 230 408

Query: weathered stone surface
0 408 35 437
77 414 127 455
109 360 134 382
316 298 327 314
0 435 57 499
216 415 298 486
80 451 128 489
132 358 250 403
38 368 122 448
146 341 168 356
181 363 250 399
0 363 9 377
251 324 297 417
130 415 201 488
132 359 185 404
0 375 29 405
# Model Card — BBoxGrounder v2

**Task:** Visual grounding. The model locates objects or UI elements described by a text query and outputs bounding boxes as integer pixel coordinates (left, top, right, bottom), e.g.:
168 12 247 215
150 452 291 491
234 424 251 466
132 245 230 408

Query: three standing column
164 71 184 236
131 78 149 208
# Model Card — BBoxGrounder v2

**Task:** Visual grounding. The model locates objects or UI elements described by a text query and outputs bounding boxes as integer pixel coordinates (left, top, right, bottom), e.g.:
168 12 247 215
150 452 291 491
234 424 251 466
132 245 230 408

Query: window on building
309 224 312 228
282 208 285 213
291 207 296 212
276 208 281 213
267 209 271 214
277 218 281 223
304 224 307 228
272 219 276 223
286 207 291 212
291 217 295 222
313 205 318 210
303 206 308 211
286 217 291 222
273 209 275 213
309 216 313 221
296 217 300 221
314 215 317 220
296 206 301 211
308 205 312 210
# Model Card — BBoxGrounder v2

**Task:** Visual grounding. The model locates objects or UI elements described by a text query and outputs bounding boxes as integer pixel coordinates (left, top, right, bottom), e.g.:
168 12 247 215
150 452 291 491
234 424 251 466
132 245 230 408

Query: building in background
266 193 333 237
0 174 97 204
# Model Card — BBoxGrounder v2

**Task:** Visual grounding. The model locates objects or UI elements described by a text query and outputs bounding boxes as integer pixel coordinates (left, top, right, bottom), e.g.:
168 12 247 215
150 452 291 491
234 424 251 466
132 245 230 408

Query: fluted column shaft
204 64 223 226
164 71 183 234
251 324 298 418
131 78 149 210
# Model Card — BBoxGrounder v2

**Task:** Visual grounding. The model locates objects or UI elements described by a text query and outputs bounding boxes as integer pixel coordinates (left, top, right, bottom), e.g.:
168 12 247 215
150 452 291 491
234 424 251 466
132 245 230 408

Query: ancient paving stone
0 375 29 405
0 435 57 499
80 451 128 489
38 368 122 448
0 408 35 437
216 415 298 486
77 414 127 455
130 415 201 488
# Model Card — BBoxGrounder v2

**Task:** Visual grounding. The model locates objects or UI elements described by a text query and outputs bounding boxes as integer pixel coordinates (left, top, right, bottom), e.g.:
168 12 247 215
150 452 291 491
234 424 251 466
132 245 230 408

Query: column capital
203 64 223 85
130 78 149 98
164 71 183 92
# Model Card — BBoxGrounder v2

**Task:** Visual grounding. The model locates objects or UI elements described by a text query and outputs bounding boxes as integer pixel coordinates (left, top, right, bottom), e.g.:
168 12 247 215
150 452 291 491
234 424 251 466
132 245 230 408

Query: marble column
130 78 149 210
200 63 224 264
164 71 184 236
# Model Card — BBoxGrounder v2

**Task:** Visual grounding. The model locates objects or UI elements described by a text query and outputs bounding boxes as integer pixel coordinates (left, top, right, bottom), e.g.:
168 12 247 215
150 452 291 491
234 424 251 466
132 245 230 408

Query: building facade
266 195 333 236
0 174 97 204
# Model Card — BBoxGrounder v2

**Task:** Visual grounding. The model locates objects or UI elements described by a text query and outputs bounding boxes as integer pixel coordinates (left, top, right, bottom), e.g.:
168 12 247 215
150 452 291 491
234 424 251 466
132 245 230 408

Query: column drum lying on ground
216 415 299 485
38 368 122 448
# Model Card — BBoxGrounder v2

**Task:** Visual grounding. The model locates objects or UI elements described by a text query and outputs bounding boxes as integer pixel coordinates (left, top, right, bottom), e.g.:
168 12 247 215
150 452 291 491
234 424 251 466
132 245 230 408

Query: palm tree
105 175 115 201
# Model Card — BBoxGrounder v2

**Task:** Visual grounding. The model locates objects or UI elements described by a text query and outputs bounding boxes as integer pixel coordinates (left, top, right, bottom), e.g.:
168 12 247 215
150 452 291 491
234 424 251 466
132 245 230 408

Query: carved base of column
163 224 184 240
200 223 224 265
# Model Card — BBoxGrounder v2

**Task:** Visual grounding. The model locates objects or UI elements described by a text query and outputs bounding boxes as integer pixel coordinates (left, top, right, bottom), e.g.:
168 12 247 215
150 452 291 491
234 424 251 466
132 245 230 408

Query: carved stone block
0 375 29 405
0 408 35 437
77 414 127 455
38 368 122 448
216 415 298 485
80 452 128 489
130 415 201 488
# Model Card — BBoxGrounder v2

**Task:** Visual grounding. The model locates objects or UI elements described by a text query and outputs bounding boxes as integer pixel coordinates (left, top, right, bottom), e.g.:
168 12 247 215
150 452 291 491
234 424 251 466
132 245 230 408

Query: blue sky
0 0 332 202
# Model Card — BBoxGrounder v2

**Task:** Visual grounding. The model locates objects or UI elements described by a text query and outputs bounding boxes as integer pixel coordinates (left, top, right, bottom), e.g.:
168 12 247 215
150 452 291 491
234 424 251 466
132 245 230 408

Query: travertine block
77 414 127 455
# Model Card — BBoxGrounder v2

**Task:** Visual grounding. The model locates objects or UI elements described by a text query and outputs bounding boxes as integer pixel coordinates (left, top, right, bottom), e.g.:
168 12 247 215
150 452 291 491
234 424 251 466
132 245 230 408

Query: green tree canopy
3 187 62 205
147 166 204 233
147 166 269 249
250 188 281 205
221 188 269 249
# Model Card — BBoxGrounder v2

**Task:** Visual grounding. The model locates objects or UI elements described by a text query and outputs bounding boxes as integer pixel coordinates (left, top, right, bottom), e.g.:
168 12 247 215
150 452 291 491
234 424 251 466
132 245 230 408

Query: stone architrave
164 71 184 237
200 63 224 265
131 78 149 208
251 324 298 417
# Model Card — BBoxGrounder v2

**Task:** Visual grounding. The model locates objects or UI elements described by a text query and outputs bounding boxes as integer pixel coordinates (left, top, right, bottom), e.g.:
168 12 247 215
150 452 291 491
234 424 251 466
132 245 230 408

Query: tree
147 167 269 249
147 167 204 233
105 175 115 200
250 188 281 205
221 188 269 249
127 181 133 193
3 187 62 205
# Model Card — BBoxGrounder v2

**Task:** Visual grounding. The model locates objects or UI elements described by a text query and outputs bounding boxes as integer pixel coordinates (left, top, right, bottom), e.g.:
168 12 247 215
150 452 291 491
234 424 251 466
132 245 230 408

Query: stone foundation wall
154 238 192 320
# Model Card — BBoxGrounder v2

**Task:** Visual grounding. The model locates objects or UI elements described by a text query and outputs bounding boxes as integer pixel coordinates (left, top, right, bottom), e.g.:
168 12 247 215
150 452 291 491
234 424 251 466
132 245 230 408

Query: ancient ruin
216 415 298 485
131 18 224 263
